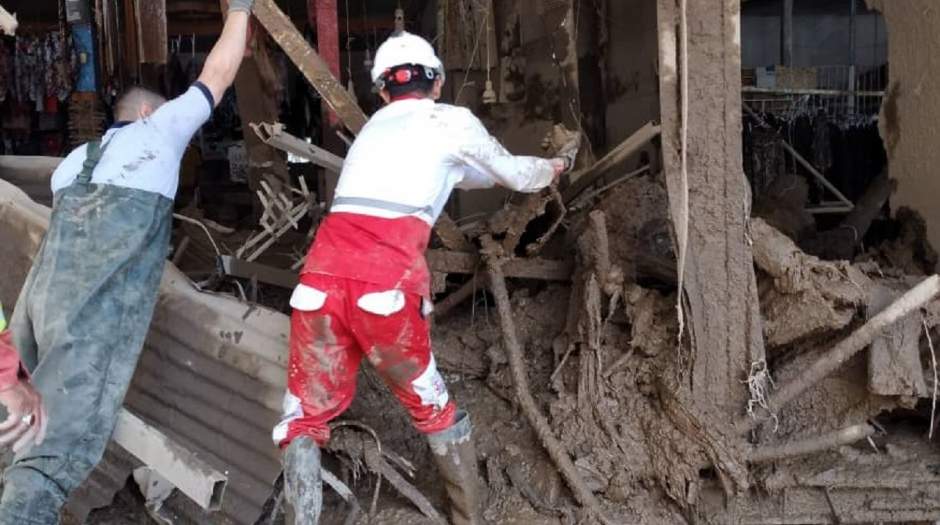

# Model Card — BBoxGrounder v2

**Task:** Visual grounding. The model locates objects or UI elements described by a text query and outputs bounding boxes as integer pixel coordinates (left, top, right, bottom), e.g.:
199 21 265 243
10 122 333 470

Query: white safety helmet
371 31 444 88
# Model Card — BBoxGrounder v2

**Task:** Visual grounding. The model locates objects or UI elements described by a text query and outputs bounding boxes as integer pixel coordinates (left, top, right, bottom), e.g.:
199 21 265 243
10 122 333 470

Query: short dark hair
115 87 167 121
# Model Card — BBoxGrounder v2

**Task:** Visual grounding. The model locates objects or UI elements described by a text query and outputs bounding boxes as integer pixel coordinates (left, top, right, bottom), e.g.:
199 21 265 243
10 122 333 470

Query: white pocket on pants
357 290 406 316
290 284 327 311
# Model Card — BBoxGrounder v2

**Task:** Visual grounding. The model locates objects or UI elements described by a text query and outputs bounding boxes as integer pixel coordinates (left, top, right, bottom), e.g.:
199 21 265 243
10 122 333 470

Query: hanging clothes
10 31 75 111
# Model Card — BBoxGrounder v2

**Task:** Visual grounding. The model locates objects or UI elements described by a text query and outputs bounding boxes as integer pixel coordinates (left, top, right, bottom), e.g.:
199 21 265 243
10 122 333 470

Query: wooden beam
562 121 661 204
113 409 227 511
253 0 368 134
427 249 572 281
251 121 345 173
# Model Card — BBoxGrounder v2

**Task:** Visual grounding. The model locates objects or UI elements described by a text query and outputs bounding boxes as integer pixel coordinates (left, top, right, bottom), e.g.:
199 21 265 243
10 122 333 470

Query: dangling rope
676 0 690 348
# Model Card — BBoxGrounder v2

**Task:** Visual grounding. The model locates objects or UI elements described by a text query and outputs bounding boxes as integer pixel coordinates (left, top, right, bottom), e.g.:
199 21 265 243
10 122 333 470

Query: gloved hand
228 0 254 13
541 124 581 174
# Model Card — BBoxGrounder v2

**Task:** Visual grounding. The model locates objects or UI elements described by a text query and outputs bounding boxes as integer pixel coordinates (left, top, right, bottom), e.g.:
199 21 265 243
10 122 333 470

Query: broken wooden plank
113 409 227 511
253 0 368 134
867 285 928 398
251 122 344 174
747 423 876 464
427 249 572 281
737 275 940 435
562 121 661 204
434 212 474 252
219 255 299 289
434 186 566 316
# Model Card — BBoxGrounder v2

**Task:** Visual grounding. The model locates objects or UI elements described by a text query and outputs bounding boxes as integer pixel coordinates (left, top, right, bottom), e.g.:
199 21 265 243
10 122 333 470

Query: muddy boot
427 411 483 525
283 436 323 525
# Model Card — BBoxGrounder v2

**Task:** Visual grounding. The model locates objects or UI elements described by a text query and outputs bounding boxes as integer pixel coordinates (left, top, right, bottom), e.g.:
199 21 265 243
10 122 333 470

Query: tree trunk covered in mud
656 0 766 422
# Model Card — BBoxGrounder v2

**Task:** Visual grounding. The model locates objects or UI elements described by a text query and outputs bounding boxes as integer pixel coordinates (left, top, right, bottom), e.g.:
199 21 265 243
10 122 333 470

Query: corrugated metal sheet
0 177 290 524
67 444 140 522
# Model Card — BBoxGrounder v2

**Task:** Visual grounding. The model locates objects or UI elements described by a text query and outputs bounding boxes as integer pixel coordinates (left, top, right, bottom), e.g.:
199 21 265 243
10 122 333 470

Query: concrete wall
868 0 940 267
743 0 887 68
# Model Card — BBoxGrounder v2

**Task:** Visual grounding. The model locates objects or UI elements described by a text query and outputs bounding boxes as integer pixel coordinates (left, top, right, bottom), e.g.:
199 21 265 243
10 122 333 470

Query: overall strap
76 137 114 185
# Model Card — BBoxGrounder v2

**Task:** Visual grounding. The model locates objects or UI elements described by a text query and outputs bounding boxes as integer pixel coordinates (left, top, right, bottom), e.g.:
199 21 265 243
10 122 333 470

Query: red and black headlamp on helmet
378 63 440 99
379 64 439 88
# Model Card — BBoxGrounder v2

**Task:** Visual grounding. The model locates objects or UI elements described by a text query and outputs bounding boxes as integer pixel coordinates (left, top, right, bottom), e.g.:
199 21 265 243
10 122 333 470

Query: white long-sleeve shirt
302 98 556 297
331 98 556 225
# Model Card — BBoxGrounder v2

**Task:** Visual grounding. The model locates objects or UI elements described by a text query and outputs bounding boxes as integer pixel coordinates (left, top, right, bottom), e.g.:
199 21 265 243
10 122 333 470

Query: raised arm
197 1 253 106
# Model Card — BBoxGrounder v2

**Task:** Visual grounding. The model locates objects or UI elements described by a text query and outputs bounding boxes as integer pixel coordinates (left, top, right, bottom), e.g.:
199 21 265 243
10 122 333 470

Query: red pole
311 0 341 126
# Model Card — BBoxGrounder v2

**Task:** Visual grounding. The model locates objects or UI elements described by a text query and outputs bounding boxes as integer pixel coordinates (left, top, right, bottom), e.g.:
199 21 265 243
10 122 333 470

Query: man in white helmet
273 31 576 524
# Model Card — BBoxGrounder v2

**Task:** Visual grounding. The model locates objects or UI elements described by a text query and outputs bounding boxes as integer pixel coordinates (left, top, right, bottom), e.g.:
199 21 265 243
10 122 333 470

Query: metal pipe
742 86 884 97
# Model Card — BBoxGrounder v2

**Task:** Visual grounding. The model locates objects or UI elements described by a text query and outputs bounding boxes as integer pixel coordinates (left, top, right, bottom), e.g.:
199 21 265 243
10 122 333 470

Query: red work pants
273 274 457 447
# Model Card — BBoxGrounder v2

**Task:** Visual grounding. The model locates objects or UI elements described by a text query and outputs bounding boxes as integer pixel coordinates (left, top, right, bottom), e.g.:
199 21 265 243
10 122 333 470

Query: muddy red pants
273 273 457 447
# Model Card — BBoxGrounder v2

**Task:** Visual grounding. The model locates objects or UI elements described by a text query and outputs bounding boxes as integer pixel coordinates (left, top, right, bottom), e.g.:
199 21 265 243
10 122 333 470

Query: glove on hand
228 0 254 13
542 124 581 173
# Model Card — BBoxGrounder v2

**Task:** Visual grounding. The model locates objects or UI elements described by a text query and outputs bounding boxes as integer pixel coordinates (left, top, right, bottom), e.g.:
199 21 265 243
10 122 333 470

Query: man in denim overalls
2 2 254 522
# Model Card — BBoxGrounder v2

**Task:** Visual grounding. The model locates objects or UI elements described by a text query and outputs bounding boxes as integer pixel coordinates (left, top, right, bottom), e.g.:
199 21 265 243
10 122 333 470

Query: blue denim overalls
2 136 173 524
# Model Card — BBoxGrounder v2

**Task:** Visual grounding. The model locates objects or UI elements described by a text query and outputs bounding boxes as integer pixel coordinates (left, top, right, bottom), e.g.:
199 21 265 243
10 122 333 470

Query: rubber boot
283 436 323 525
426 410 483 525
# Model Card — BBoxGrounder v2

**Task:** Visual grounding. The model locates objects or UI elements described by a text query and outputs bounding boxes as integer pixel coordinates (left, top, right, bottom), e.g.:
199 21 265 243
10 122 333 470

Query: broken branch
362 443 446 524
737 275 940 435
747 423 877 463
482 235 612 524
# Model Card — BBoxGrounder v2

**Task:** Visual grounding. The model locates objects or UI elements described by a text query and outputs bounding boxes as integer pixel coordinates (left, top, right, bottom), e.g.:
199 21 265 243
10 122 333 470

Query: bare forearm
197 10 250 105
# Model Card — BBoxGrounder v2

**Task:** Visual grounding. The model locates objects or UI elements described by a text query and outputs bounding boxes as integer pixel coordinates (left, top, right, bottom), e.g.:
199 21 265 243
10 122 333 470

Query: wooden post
656 0 766 421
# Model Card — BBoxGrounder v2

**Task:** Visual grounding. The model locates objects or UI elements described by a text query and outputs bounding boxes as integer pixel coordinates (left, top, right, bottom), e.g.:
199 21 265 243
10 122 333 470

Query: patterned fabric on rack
10 31 76 111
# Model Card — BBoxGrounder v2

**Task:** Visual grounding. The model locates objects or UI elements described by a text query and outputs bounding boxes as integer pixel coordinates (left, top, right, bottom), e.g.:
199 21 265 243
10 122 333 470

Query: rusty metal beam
253 0 368 134
312 0 341 126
